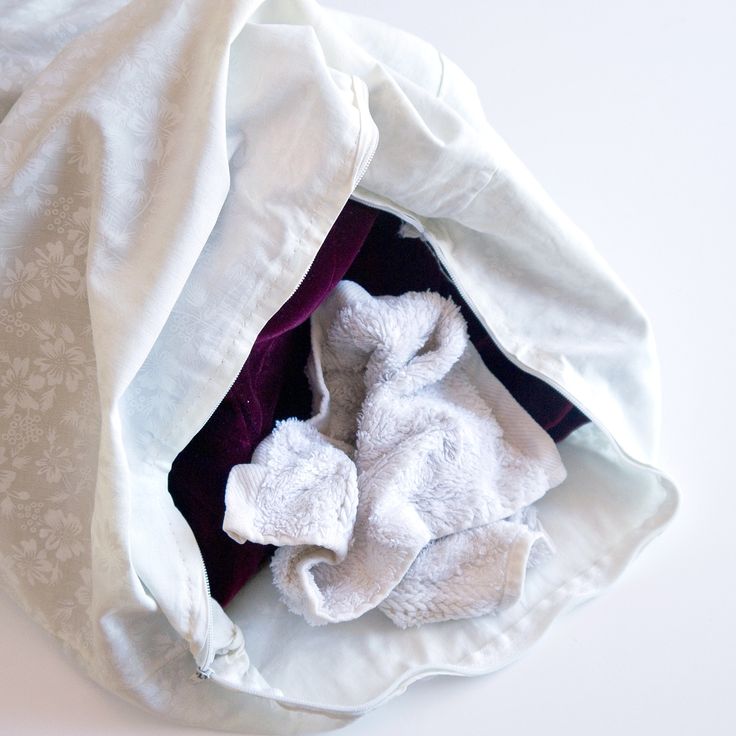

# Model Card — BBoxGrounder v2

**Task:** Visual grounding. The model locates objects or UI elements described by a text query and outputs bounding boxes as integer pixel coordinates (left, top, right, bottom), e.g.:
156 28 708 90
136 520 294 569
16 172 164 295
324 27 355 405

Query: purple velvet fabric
168 201 379 605
168 200 589 606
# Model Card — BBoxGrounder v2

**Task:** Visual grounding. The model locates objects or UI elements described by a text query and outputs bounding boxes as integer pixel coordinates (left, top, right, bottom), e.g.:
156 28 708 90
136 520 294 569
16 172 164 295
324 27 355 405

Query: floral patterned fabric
0 1 676 733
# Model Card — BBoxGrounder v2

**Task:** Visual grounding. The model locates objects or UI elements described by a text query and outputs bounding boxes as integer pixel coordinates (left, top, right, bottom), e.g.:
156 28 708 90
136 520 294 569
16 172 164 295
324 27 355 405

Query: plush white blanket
224 281 566 627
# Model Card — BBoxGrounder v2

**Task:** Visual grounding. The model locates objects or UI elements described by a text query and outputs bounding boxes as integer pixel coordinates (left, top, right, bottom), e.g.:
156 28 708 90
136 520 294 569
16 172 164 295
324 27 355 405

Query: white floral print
35 336 86 392
0 447 30 517
35 430 74 483
127 98 183 164
0 136 21 189
0 355 44 413
39 508 83 561
3 412 43 454
66 132 92 174
67 206 90 256
0 308 31 338
74 566 91 606
10 538 53 586
34 240 81 297
2 258 42 308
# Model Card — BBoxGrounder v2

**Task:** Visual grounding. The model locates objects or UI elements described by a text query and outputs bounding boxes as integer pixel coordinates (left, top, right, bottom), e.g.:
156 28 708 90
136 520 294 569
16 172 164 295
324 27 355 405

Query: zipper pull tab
191 665 215 682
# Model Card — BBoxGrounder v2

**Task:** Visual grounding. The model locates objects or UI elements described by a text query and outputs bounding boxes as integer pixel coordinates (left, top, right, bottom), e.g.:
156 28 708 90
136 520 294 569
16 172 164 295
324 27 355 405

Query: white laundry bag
0 0 678 732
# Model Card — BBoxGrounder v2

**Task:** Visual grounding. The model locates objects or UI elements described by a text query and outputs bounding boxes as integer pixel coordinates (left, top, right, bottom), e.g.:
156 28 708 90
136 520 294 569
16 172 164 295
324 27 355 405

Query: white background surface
2 1 734 734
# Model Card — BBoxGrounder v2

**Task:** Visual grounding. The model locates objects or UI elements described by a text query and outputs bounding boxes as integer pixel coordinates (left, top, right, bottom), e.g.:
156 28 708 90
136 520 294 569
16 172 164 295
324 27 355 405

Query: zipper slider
192 665 215 682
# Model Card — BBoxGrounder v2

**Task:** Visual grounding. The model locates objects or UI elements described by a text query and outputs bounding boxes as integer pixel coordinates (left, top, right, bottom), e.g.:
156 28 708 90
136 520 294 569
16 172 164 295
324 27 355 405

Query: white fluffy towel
224 281 567 628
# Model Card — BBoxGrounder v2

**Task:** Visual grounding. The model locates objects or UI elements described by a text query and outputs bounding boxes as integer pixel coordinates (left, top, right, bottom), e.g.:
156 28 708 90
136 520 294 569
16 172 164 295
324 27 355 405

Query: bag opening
169 199 589 609
165 199 675 714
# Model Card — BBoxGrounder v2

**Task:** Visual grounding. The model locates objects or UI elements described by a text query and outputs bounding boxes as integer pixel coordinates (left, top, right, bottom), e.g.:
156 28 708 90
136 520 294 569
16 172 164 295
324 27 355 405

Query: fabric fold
223 419 359 556
380 507 554 628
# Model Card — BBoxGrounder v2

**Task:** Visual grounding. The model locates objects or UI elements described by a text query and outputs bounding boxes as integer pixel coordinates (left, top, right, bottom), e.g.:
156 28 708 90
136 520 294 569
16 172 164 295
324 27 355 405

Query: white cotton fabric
223 281 564 628
0 0 678 733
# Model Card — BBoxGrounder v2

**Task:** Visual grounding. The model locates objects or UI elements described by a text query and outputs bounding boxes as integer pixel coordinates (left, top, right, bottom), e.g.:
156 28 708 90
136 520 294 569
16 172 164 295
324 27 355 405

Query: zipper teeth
221 658 523 715
195 188 655 683
347 193 658 473
427 240 628 462
197 550 214 673
354 145 376 187
351 72 378 190
225 201 673 713
193 79 652 691
193 102 380 678
193 185 671 700
353 197 680 477
194 256 322 675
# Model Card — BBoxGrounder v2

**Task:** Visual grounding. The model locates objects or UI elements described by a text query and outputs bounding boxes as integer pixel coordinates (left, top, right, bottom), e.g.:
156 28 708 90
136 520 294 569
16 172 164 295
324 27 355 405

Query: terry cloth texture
223 281 567 628
168 201 589 607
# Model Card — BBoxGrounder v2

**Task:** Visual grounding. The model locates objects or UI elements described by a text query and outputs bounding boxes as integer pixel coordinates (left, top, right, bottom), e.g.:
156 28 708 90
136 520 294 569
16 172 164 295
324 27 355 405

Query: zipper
353 132 377 189
212 195 677 714
192 185 661 690
228 666 456 716
191 191 671 704
358 196 590 417
188 76 666 701
347 191 664 477
350 73 379 190
251 76 379 317
193 549 215 680
190 76 379 679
